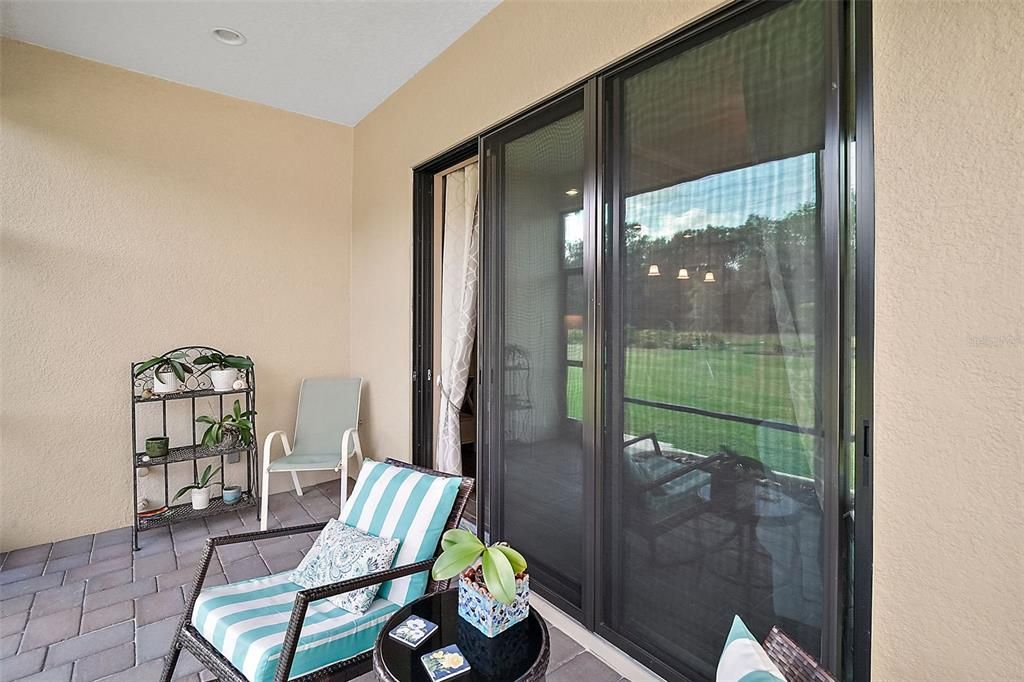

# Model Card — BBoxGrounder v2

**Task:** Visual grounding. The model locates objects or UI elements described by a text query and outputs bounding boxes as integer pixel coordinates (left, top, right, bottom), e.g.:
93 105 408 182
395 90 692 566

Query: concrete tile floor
0 481 624 681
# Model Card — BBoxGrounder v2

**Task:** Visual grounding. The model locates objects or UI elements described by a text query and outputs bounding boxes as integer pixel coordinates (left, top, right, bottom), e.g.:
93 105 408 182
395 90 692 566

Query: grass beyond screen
566 342 817 478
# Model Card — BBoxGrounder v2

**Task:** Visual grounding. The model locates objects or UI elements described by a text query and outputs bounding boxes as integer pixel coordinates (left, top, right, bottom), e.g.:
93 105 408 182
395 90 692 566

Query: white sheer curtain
435 163 479 474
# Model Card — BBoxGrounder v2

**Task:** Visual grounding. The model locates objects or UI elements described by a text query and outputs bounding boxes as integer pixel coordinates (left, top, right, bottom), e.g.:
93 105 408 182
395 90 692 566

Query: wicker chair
763 626 837 682
160 459 474 682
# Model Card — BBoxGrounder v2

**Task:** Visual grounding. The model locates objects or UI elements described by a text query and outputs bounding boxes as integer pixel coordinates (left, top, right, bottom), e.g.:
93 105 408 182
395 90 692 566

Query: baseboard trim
529 593 665 681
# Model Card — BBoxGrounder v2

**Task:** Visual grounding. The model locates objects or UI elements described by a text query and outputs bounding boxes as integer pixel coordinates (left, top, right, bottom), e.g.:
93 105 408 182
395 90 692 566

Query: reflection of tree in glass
624 202 818 340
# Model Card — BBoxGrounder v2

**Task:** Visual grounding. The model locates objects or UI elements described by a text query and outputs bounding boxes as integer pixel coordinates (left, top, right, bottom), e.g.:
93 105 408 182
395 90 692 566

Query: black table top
373 588 549 682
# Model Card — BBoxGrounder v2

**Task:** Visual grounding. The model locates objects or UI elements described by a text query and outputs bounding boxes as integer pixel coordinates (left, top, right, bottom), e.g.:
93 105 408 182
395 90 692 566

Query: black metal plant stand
130 346 260 550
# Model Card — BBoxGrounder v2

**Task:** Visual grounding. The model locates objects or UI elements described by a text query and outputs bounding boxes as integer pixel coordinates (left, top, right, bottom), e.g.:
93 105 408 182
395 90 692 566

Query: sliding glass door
475 2 859 680
482 92 589 611
602 1 835 677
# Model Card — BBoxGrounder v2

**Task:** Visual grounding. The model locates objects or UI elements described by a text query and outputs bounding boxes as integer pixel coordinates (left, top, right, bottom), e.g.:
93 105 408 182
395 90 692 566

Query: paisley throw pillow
291 519 400 614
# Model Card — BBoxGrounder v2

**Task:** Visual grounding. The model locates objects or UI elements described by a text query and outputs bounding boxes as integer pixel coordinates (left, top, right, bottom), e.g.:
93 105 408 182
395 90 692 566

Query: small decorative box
421 643 471 681
387 615 437 649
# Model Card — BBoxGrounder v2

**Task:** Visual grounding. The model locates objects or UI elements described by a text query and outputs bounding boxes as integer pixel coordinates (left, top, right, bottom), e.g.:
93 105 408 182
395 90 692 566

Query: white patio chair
260 377 365 530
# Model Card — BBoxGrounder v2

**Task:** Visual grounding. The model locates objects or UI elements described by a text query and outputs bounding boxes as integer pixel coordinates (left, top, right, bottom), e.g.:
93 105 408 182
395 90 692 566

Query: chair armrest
624 432 663 457
273 557 436 682
336 427 358 471
204 521 328 549
263 430 292 468
297 557 436 604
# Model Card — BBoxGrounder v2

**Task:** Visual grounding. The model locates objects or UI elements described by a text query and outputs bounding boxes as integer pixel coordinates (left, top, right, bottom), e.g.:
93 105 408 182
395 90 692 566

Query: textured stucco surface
870 1 1024 679
0 40 355 551
347 0 1024 679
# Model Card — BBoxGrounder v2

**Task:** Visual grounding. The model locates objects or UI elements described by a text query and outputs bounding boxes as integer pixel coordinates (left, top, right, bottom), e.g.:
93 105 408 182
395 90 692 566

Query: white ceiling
0 0 499 126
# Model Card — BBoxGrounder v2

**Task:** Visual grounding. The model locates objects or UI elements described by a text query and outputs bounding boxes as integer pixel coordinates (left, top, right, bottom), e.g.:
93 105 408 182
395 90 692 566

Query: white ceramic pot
153 371 181 394
191 487 211 510
210 368 239 391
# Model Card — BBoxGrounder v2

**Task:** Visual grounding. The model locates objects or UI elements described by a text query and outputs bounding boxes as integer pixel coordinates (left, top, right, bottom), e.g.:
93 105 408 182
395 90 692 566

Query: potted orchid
134 352 193 394
172 464 221 510
431 529 529 638
194 351 253 392
195 400 256 452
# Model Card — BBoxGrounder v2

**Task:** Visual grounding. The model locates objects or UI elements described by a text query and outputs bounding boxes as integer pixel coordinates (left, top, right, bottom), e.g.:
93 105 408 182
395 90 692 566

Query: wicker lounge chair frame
160 458 474 682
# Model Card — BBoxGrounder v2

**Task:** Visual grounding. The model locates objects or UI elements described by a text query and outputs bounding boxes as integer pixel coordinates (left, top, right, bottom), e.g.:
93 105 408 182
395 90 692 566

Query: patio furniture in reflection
504 344 533 443
621 433 710 561
621 435 802 602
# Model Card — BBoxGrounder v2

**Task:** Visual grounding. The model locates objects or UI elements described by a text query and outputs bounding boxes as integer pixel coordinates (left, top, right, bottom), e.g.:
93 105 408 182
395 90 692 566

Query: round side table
373 588 549 681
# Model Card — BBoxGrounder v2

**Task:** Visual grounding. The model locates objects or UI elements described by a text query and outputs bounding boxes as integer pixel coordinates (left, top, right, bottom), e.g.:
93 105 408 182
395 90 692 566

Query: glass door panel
603 0 829 677
483 92 587 609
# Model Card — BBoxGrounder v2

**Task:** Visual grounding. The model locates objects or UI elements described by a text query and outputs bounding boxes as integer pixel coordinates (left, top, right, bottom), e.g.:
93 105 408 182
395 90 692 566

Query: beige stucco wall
870 1 1024 679
348 0 1024 679
0 39 355 551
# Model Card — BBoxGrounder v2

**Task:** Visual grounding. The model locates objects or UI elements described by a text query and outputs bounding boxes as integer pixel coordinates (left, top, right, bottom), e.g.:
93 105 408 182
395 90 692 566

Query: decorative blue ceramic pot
222 485 242 505
457 572 530 638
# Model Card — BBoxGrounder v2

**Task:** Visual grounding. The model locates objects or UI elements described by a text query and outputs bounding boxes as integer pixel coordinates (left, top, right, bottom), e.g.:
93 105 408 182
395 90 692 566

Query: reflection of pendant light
648 265 661 277
677 268 690 280
703 271 716 283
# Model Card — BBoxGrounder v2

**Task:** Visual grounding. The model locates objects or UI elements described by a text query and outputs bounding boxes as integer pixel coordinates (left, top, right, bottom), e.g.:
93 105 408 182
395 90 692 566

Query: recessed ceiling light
565 188 579 196
212 27 246 46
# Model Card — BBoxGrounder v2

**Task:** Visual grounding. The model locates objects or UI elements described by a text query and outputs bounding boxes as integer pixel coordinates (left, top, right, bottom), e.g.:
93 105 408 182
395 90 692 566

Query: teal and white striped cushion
716 615 785 682
192 572 399 682
339 460 462 605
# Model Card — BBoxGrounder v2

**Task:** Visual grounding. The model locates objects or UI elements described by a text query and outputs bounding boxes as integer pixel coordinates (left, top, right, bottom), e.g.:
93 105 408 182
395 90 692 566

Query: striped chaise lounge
160 459 474 682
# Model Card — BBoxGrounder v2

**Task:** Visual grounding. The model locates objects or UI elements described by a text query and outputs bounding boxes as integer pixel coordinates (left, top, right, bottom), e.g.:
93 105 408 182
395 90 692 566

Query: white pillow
291 519 400 614
717 615 786 682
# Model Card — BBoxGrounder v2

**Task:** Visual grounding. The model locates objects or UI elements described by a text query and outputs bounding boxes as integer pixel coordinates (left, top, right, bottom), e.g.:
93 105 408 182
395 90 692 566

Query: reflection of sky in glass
561 154 815 250
626 153 816 239
564 210 584 255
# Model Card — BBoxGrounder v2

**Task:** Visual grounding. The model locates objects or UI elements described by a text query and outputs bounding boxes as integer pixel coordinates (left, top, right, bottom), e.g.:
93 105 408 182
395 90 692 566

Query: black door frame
478 87 592 623
411 1 874 679
411 139 479 473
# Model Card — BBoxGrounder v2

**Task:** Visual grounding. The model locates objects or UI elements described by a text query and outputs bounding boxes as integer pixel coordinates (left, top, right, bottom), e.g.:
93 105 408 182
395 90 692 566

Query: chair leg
291 471 304 496
159 639 182 682
261 464 271 531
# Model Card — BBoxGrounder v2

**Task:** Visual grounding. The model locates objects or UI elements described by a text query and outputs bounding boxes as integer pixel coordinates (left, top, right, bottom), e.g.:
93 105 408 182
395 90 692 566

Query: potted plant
135 352 193 394
222 485 242 505
145 436 169 459
172 464 221 510
195 400 256 452
431 529 529 638
194 352 253 392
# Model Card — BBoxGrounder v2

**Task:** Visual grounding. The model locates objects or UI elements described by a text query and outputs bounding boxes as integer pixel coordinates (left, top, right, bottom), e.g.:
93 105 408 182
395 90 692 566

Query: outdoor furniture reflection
618 436 802 585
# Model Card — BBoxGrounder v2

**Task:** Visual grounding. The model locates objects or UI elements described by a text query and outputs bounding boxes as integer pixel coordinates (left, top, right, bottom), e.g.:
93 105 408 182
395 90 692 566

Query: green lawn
566 344 818 478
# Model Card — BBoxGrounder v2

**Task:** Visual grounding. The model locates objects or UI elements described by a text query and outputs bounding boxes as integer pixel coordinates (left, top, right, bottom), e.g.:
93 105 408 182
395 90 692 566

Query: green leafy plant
196 400 256 448
431 529 527 605
172 464 222 503
194 352 253 373
134 352 194 382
